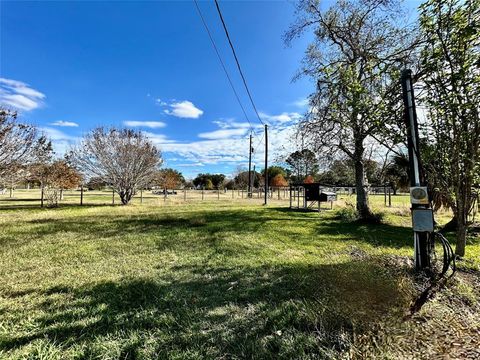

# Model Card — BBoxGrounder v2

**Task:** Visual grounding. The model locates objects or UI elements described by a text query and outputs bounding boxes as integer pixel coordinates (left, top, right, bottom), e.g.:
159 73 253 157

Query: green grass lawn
0 197 479 359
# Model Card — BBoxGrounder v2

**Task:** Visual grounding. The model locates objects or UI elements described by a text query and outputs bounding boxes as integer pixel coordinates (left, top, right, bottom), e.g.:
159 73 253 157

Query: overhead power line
193 0 253 131
213 0 265 126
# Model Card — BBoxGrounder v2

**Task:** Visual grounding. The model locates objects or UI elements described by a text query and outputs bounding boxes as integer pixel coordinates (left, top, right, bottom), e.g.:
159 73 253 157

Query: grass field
0 192 479 359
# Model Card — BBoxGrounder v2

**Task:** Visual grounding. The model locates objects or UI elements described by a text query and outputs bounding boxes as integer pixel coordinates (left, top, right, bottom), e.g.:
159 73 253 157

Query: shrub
337 205 359 222
337 204 385 224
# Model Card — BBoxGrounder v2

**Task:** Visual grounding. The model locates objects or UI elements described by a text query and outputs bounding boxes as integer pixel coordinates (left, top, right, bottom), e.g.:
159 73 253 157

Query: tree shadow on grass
1 260 410 359
315 220 413 249
3 206 415 253
271 206 413 249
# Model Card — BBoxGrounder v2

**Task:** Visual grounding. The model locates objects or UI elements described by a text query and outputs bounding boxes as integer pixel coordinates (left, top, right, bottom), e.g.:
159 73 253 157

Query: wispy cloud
292 97 309 108
260 111 302 124
124 120 166 129
0 78 45 111
49 120 79 127
143 112 298 171
164 100 203 119
198 128 248 140
155 98 167 106
40 127 79 156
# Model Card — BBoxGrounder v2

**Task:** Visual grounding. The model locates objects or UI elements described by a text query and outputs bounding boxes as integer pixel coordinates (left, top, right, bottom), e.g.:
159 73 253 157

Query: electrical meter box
410 186 429 205
412 208 434 232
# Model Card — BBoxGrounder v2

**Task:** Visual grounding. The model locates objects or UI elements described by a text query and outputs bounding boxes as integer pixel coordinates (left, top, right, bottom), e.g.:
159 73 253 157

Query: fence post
202 187 204 200
112 188 115 205
289 186 292 208
218 189 220 200
140 189 143 204
232 188 234 199
388 187 392 207
41 184 44 208
80 184 84 206
384 186 387 207
184 189 187 201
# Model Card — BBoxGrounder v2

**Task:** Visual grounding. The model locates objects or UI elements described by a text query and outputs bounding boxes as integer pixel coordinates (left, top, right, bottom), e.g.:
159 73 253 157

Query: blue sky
1 0 316 178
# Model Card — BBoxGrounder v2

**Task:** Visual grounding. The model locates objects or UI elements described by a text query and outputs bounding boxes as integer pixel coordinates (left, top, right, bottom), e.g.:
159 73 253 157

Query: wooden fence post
112 188 115 205
140 189 143 204
80 184 84 206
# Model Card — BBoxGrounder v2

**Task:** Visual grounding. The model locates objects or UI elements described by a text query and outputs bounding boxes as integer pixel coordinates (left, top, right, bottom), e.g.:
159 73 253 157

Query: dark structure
289 183 337 211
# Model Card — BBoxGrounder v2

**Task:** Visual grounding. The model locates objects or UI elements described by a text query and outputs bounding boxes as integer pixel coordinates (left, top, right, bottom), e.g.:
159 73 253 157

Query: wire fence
0 187 415 209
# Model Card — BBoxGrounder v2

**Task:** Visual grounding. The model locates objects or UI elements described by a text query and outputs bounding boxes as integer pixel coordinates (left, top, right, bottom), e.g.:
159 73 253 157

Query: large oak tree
286 0 416 219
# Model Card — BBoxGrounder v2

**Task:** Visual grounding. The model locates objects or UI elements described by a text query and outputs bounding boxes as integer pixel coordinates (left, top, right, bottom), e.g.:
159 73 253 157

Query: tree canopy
69 127 162 205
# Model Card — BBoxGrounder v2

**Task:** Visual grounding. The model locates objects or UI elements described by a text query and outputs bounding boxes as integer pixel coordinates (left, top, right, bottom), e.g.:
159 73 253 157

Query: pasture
0 192 479 359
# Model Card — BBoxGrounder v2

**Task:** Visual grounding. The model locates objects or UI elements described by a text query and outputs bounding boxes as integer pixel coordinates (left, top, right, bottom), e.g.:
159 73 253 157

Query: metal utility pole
401 69 433 271
247 133 253 198
264 124 268 205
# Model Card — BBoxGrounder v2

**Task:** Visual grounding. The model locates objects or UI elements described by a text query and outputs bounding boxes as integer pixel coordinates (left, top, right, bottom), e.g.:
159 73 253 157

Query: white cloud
155 98 167 106
176 162 205 167
198 128 248 140
260 112 302 124
49 120 79 127
292 98 309 108
124 120 166 129
39 127 79 156
0 78 45 111
212 119 260 130
144 118 297 168
164 100 203 119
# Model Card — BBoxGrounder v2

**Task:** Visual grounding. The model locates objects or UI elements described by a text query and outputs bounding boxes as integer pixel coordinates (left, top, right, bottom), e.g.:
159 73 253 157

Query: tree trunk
455 195 467 257
353 136 373 220
354 158 372 219
119 188 133 205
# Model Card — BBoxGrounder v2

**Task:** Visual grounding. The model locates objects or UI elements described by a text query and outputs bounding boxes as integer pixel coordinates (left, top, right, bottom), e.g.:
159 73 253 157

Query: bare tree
0 162 28 197
286 0 417 220
69 127 162 205
0 108 38 177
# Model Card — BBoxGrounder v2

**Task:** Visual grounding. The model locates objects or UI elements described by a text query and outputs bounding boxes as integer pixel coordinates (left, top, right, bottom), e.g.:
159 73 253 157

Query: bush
336 204 385 224
336 205 359 222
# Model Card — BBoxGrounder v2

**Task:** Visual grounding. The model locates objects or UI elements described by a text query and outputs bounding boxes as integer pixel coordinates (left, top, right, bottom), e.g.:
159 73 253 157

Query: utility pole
253 165 256 198
264 124 268 205
247 133 253 198
401 69 433 271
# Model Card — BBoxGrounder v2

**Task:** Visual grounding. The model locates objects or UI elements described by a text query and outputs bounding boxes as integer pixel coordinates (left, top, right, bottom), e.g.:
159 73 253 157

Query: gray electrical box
412 209 434 232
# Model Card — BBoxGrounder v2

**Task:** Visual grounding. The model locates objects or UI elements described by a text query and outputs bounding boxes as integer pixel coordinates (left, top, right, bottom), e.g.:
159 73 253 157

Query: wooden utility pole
252 165 256 198
248 133 253 198
264 124 268 205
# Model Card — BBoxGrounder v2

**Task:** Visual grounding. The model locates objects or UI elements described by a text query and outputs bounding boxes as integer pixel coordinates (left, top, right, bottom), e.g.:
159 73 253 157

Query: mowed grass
0 196 479 359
